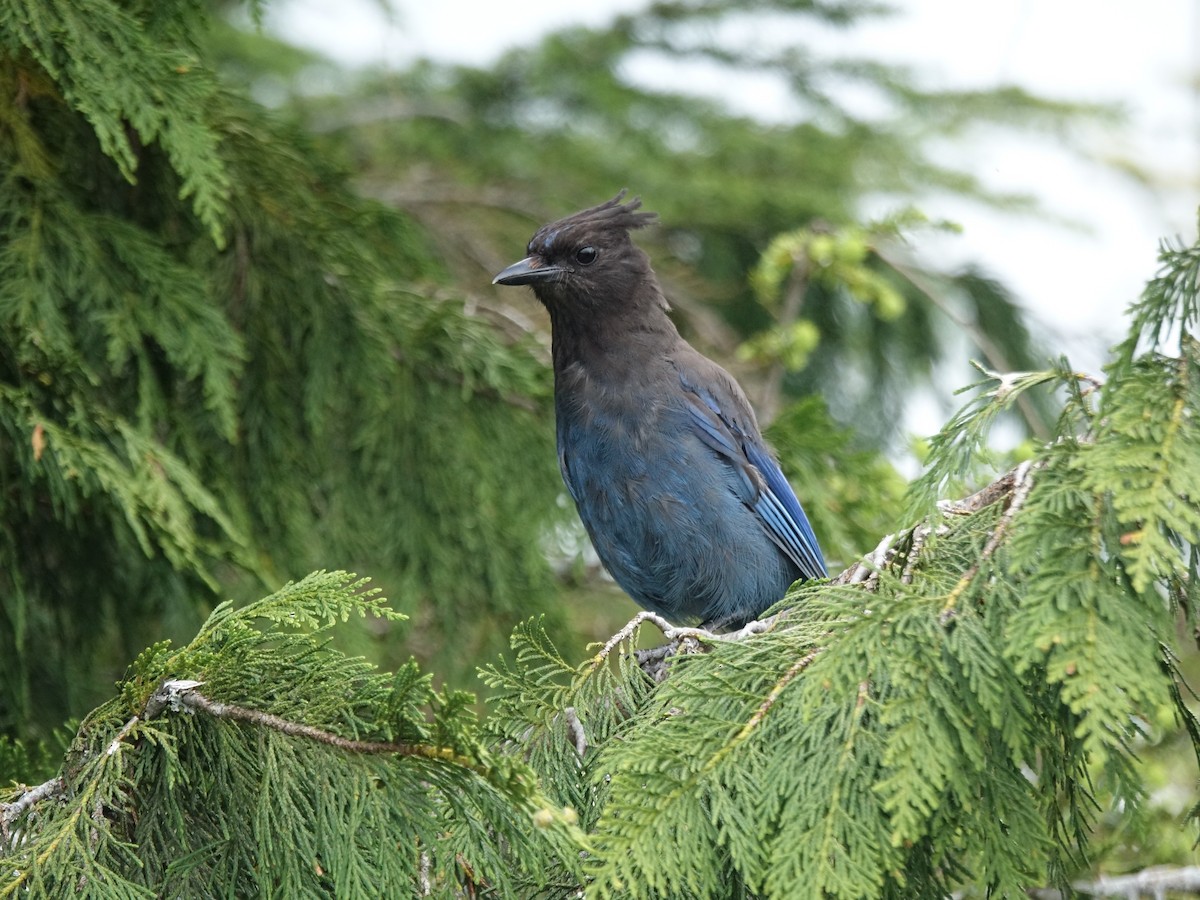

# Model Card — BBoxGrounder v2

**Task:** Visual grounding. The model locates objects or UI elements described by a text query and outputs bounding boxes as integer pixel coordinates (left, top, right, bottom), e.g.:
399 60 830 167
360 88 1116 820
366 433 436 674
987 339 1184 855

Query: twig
726 616 781 640
597 609 788 681
899 525 929 586
1076 371 1105 398
1076 864 1200 897
835 460 1039 593
419 851 432 896
308 98 466 133
1 776 65 845
937 464 1025 517
105 715 141 756
146 681 478 769
839 532 899 586
591 611 714 667
758 251 810 425
593 611 672 665
737 648 823 737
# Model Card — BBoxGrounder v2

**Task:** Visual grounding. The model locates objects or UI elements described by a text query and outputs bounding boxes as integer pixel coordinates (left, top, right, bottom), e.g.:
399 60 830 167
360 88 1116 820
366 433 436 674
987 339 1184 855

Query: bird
493 192 826 627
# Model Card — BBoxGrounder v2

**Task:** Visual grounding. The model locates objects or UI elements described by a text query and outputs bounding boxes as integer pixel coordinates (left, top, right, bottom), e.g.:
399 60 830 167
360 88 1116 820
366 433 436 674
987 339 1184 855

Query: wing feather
678 368 827 580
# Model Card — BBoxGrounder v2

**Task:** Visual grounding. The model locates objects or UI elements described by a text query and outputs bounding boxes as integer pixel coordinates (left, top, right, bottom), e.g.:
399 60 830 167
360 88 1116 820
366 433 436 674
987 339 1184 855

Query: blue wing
741 440 827 579
680 372 827 581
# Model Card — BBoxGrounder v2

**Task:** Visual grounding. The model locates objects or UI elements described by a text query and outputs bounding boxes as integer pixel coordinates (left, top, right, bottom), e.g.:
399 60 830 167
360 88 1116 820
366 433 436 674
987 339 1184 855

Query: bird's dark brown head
493 191 666 318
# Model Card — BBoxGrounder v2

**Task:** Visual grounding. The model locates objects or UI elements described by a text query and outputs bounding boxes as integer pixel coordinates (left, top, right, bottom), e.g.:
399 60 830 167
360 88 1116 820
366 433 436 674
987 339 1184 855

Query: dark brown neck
549 301 680 379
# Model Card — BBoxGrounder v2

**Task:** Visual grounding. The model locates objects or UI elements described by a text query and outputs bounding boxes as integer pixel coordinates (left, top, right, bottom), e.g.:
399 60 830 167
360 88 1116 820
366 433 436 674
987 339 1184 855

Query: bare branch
835 459 1039 592
145 680 478 769
758 250 810 425
1 776 65 846
876 248 1051 438
308 98 466 134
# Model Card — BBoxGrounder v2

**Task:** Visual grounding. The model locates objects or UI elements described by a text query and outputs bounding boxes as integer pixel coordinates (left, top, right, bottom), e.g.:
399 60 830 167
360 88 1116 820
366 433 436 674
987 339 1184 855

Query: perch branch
628 460 1045 680
591 609 787 682
835 460 1039 590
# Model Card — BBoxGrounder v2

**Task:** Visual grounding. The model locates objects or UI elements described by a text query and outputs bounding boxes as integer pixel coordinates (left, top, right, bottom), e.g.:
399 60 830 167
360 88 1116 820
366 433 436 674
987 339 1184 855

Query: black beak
493 257 564 286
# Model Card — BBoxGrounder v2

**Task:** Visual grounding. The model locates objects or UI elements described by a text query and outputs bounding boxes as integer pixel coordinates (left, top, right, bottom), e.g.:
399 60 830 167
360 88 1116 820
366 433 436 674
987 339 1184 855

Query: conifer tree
0 0 1096 747
5 0 1199 894
4 226 1199 896
0 0 568 741
479 228 1200 896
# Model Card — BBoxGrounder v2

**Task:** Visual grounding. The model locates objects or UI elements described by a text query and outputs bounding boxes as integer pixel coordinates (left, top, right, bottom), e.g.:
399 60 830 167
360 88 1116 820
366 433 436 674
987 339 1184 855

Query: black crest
527 190 657 256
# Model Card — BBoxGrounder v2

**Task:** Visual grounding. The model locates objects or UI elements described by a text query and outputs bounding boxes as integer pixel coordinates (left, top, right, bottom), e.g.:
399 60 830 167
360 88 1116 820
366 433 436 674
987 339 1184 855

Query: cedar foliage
4 235 1199 895
3 0 1199 894
2 572 584 897
480 230 1200 896
0 0 567 740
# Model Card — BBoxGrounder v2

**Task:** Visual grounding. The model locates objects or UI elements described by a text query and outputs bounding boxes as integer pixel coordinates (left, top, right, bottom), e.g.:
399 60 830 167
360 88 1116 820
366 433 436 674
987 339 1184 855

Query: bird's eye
575 246 598 266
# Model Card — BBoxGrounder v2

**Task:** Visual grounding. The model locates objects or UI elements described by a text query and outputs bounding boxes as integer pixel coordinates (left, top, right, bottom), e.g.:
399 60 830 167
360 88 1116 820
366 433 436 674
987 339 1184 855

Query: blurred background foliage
2 0 1195 876
0 0 1109 732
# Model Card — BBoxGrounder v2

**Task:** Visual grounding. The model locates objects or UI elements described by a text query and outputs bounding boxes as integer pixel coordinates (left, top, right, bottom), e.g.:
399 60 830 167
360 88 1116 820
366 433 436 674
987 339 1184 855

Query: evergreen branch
6 572 587 896
0 714 146 898
146 680 481 772
2 712 146 868
1 804 82 897
391 343 544 414
0 777 64 846
1094 345 1200 592
4 0 233 242
817 679 872 881
905 364 1084 520
839 460 1037 589
737 649 823 738
701 647 826 786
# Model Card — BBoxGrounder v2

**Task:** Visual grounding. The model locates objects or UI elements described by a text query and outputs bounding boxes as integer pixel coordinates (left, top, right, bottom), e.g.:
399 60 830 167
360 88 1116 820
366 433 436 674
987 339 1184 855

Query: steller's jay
494 192 826 627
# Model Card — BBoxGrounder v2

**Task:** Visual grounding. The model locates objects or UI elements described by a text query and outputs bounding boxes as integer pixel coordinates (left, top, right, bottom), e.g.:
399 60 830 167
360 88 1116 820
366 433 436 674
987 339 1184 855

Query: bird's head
493 191 664 316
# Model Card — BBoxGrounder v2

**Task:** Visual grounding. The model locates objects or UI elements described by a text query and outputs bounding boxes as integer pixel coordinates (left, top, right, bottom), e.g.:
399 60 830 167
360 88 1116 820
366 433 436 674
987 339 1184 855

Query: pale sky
269 0 1200 383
